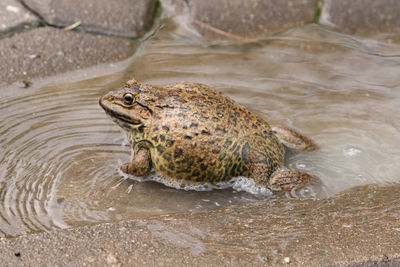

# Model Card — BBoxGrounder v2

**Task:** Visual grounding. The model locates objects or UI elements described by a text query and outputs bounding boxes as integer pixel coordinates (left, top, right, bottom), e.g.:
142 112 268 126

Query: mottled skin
99 79 319 192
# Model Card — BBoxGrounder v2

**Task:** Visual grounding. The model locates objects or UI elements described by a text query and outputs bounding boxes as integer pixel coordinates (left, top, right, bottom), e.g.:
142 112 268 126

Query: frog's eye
123 93 135 105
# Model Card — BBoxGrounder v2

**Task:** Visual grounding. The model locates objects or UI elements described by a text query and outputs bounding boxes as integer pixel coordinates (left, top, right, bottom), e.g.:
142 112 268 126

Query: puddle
0 18 400 237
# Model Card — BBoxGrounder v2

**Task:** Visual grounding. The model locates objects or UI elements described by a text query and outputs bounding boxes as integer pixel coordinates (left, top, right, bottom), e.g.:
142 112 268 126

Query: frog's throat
128 129 146 144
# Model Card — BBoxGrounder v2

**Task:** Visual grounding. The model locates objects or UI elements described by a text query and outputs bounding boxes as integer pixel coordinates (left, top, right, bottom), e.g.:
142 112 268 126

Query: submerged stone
161 0 318 41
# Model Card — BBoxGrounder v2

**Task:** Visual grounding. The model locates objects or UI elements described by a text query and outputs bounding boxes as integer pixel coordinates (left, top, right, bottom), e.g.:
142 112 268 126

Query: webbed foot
271 125 317 151
267 169 320 192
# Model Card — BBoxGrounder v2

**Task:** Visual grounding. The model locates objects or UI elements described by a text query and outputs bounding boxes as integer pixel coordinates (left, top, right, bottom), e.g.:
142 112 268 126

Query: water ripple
1 23 400 237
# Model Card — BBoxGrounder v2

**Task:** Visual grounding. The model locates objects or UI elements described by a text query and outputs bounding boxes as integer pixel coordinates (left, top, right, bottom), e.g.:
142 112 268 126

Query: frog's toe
119 162 150 177
267 169 320 192
119 163 131 175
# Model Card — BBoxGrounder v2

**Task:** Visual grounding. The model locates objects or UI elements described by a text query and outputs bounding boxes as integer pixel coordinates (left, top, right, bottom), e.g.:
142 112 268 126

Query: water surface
1 21 400 237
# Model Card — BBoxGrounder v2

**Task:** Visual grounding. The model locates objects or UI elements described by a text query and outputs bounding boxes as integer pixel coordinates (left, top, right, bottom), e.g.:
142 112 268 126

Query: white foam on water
117 167 274 196
230 177 273 196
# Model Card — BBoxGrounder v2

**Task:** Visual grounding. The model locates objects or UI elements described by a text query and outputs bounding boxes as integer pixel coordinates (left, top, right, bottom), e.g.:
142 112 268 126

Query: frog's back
147 82 284 184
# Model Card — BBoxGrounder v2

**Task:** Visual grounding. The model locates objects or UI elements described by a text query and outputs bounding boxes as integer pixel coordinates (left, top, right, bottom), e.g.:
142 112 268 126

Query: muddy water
1 21 400 237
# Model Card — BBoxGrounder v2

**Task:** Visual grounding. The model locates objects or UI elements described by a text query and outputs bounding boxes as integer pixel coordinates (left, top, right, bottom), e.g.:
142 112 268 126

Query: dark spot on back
173 98 187 104
156 144 165 154
162 126 170 132
212 147 220 154
166 139 175 147
230 163 238 176
163 152 172 162
190 122 199 128
215 127 227 134
218 152 227 161
223 140 232 148
201 129 211 135
174 148 183 158
192 169 200 177
195 102 205 108
167 161 175 171
241 142 251 164
156 104 174 109
200 163 207 171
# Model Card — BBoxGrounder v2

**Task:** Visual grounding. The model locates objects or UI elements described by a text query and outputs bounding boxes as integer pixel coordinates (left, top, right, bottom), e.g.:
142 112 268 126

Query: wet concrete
161 0 318 41
0 184 399 266
22 0 157 37
320 0 400 36
0 0 39 35
0 27 135 87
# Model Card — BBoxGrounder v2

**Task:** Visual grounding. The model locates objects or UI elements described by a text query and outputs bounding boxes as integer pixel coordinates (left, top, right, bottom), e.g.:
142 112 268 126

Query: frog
99 79 319 192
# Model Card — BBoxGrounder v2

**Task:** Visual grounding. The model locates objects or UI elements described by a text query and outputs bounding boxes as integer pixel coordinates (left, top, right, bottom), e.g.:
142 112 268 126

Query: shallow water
1 19 400 237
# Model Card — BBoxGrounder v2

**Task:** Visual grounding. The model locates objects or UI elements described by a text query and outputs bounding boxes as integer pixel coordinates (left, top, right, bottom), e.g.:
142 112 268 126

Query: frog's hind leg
267 169 319 192
271 125 317 151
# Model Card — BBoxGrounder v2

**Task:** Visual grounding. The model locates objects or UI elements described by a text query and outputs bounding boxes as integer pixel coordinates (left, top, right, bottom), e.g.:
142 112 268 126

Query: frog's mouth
100 104 142 126
99 95 143 127
108 109 142 126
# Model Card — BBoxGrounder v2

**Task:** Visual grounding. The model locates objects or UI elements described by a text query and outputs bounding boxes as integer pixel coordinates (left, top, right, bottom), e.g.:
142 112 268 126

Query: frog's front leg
120 145 151 177
271 125 317 151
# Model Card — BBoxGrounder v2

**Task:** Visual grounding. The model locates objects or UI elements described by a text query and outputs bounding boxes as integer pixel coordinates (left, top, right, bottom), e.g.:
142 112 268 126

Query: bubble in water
295 186 318 198
295 162 307 169
343 146 363 157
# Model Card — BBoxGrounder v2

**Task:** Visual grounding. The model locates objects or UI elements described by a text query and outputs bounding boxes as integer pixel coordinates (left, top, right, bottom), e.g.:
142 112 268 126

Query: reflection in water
0 21 400 237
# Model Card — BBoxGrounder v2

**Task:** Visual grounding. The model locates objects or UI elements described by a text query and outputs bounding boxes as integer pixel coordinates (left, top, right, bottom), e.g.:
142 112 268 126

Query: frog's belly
149 141 282 184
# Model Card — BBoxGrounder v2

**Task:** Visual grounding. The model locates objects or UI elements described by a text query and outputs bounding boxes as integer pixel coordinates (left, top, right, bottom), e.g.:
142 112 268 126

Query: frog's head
99 79 156 134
